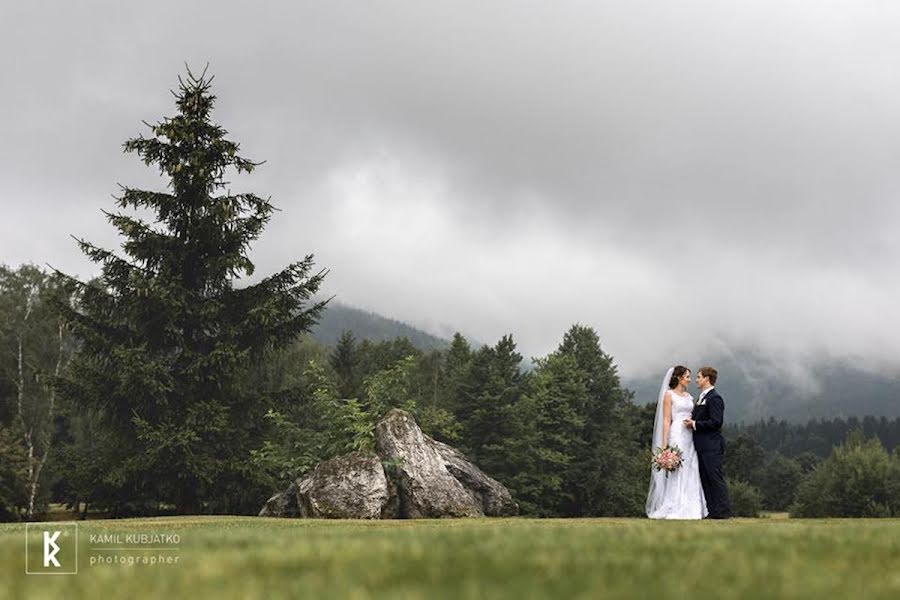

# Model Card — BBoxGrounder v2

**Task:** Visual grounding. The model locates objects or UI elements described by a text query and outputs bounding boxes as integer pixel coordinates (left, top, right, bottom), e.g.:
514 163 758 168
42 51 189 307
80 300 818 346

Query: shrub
727 478 762 517
757 454 802 511
791 429 900 518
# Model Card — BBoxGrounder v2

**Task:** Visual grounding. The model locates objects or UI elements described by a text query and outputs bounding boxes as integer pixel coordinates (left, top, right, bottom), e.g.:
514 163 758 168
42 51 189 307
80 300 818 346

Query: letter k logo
43 531 61 567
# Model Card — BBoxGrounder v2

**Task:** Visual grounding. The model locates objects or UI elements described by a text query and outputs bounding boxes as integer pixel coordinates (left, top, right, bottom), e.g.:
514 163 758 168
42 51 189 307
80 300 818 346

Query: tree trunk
17 334 37 521
25 322 65 520
15 288 37 520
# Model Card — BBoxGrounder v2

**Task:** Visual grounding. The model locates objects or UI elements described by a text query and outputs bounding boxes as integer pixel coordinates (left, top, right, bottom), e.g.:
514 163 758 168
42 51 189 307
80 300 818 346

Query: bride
646 366 708 519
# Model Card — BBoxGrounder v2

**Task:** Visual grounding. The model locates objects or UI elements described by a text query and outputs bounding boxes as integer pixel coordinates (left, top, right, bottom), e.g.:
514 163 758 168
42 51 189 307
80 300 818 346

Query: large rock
295 451 395 519
432 439 518 517
258 409 518 519
259 481 300 518
375 409 483 518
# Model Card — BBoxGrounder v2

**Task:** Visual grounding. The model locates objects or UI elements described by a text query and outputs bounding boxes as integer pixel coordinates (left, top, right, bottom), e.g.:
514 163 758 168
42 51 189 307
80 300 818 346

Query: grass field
2 516 899 599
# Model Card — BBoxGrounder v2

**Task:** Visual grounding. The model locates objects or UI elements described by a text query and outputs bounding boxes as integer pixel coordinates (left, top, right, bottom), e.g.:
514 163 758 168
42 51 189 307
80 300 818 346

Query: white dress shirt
691 386 715 430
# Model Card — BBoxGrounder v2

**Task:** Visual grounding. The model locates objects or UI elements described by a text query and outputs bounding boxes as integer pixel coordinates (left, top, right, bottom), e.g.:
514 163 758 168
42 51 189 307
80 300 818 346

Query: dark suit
691 388 732 518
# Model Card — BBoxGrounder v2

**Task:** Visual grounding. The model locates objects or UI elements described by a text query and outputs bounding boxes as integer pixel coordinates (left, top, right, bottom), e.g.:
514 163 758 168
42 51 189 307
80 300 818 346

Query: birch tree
0 264 74 519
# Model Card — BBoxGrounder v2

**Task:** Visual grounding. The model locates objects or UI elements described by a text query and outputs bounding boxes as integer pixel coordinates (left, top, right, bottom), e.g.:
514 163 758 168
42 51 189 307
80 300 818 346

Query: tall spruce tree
56 69 328 514
556 325 644 516
504 352 586 516
329 330 358 399
461 335 524 477
441 332 472 420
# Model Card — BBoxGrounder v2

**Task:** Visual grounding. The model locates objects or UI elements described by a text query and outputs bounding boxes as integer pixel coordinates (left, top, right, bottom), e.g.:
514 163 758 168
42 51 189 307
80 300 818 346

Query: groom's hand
683 418 695 430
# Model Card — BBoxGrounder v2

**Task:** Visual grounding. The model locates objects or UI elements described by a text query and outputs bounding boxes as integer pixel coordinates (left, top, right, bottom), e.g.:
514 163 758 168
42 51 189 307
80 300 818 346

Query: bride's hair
669 365 689 389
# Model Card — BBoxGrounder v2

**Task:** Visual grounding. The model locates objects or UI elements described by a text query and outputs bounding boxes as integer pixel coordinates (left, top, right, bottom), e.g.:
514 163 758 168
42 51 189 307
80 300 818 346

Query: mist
2 1 899 382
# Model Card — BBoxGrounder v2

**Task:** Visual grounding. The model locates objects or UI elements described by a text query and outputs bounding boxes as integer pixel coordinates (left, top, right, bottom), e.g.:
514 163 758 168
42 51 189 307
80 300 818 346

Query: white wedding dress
646 370 708 520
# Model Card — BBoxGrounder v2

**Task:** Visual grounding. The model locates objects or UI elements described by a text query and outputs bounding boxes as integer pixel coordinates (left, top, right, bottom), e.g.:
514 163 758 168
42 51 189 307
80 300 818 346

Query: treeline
0 265 648 519
259 327 649 518
719 423 900 517
727 416 900 457
2 258 897 520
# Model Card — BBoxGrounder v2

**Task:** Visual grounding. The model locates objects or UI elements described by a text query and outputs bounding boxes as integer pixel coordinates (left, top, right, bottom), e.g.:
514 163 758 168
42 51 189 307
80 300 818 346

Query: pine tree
461 335 524 477
56 68 328 514
556 324 644 516
505 352 586 516
329 330 358 399
441 332 472 421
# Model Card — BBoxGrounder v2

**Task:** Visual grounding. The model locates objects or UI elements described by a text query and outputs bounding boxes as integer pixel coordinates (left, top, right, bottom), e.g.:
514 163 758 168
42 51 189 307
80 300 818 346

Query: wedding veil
645 366 674 517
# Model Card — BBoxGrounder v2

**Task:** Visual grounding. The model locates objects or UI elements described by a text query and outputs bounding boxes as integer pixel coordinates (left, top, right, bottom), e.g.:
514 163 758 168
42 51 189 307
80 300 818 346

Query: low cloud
2 1 899 379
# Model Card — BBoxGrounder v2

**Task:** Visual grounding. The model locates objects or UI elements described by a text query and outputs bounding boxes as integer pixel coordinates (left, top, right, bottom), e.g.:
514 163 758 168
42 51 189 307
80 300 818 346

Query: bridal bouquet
651 445 684 475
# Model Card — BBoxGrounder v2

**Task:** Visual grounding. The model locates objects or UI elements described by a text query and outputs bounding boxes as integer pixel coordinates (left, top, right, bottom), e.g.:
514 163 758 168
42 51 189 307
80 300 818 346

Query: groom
683 366 732 519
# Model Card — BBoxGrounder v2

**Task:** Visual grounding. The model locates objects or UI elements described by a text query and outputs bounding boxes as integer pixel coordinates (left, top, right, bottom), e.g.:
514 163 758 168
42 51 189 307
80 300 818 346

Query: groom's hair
699 366 718 385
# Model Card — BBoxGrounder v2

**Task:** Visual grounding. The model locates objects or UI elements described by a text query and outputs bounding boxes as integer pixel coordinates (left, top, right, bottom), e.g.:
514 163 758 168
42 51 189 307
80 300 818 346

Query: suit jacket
692 388 725 453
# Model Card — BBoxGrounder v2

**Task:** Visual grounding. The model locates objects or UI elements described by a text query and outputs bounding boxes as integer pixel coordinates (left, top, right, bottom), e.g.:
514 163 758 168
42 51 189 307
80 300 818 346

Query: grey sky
2 1 899 378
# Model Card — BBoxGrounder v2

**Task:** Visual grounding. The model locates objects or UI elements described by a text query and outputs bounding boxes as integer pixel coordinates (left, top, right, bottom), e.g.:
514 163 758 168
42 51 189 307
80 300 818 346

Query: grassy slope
2 517 899 600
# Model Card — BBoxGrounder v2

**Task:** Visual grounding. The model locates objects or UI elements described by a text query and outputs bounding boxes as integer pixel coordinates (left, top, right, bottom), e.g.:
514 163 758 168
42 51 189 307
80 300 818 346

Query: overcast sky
2 1 899 378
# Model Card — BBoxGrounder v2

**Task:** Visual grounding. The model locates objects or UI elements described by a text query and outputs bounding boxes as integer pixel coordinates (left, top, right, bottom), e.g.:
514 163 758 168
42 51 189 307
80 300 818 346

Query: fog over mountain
3 2 899 396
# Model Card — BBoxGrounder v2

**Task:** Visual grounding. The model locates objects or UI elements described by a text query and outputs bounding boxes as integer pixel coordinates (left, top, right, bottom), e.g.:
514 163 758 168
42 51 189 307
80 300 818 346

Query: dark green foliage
254 326 648 519
727 478 762 517
363 355 418 419
0 424 29 521
54 69 327 514
728 416 900 457
629 401 657 451
723 433 766 485
249 361 371 489
252 353 456 486
50 407 117 518
422 326 647 517
441 333 473 425
415 404 463 443
459 335 525 478
407 348 462 443
407 349 442 409
757 454 802 511
722 428 809 513
355 338 420 388
555 325 645 517
503 353 585 516
792 429 900 517
329 331 359 399
355 352 461 447
249 334 329 396
792 451 822 475
0 264 75 520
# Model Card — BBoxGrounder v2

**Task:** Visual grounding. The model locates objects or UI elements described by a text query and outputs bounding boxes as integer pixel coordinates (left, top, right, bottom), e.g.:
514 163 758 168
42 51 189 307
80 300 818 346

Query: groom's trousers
698 445 732 519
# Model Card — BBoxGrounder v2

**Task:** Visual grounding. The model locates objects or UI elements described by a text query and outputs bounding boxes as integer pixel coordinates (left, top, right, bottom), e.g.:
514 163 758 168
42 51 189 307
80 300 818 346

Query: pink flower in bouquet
651 445 684 476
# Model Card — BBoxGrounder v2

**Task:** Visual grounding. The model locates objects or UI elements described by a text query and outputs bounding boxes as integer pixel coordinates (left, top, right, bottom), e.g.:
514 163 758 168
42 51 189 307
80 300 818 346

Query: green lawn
2 516 899 599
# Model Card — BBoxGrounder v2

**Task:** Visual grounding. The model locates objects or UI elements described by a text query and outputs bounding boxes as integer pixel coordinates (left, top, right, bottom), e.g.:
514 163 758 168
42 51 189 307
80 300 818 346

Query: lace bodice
669 391 694 420
666 391 695 449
